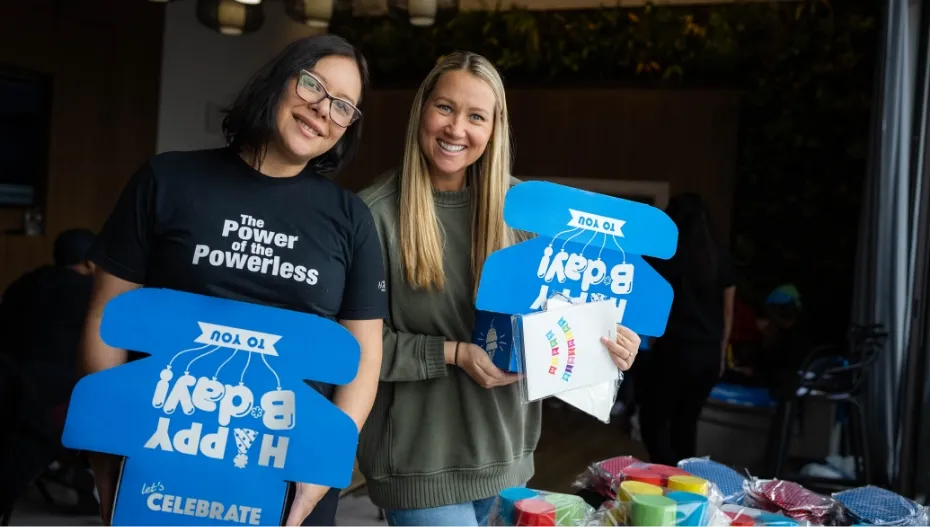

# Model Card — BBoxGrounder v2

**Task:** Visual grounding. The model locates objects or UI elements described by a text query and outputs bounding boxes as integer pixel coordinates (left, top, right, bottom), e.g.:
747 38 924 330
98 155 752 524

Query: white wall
156 0 322 153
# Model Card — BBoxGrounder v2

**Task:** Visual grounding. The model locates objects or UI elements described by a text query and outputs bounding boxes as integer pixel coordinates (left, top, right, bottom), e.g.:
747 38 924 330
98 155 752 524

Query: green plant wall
331 0 879 338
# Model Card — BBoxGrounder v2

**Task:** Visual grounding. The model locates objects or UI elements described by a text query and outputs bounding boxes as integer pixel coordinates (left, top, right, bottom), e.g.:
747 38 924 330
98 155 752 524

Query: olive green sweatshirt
356 171 542 510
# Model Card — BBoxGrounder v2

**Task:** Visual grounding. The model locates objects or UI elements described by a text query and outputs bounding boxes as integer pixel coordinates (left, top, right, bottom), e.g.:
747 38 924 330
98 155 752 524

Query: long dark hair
222 34 370 177
665 192 719 289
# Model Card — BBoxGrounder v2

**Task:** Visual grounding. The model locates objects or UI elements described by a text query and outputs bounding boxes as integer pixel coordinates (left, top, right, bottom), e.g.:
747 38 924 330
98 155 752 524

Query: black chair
764 323 888 492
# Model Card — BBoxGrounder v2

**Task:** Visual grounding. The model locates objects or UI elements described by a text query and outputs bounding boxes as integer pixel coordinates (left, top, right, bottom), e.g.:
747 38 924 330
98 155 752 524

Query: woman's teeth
298 119 319 136
438 140 465 153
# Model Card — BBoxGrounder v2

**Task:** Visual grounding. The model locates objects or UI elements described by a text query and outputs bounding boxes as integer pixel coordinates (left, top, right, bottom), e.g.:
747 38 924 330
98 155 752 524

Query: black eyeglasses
296 70 361 128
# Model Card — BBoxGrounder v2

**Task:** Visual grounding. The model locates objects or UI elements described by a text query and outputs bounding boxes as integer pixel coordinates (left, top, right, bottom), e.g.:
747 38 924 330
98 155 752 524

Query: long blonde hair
398 51 514 297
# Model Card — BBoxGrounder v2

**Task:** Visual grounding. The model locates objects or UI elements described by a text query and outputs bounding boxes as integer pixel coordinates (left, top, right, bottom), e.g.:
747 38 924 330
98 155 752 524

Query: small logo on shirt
378 280 386 292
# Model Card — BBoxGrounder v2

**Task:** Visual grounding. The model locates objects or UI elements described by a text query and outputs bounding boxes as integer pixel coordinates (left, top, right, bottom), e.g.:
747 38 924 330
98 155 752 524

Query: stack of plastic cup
755 513 800 526
515 499 557 526
666 491 709 526
543 493 587 526
630 494 676 526
668 475 711 496
729 512 757 526
648 464 691 483
620 466 665 487
497 488 539 525
618 480 664 502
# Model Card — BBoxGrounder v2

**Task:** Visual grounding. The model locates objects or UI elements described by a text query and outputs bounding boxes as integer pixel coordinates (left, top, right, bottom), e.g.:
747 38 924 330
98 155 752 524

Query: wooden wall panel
0 0 164 290
338 88 742 244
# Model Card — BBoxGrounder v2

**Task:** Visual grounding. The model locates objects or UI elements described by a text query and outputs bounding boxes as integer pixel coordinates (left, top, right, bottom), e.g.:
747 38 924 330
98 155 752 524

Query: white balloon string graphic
214 349 238 380
167 343 212 368
185 346 220 374
611 235 627 264
560 228 586 252
261 353 282 390
580 229 600 257
598 231 608 260
239 351 252 385
549 227 581 246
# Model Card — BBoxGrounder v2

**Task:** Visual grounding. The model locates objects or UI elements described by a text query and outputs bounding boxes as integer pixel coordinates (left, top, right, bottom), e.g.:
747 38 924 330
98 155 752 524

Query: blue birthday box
62 288 361 526
475 181 678 344
472 310 520 373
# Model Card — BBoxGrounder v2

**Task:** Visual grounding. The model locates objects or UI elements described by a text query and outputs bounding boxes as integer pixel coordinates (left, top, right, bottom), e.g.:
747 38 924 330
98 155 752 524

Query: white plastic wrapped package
510 293 622 422
608 462 727 508
593 484 731 526
592 466 733 526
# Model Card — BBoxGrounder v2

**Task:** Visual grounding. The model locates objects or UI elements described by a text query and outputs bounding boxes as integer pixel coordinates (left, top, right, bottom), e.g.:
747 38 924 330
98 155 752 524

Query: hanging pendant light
284 0 351 30
197 0 265 36
389 0 458 27
234 0 262 5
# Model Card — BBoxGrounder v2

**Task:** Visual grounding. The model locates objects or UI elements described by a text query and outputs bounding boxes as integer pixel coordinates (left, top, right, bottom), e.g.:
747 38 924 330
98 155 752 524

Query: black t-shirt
647 250 736 360
89 147 388 398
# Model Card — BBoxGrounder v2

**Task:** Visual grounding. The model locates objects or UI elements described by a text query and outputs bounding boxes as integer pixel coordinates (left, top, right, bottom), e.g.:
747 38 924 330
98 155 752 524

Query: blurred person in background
637 193 736 466
0 228 98 517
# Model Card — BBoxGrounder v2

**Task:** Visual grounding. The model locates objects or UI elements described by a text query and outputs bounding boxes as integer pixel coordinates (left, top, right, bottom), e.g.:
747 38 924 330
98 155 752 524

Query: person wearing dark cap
52 228 98 276
637 193 737 466
0 228 97 371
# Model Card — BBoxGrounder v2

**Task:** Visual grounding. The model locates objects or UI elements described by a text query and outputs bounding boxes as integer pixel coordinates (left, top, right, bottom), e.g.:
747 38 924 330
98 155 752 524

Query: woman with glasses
79 35 386 526
356 51 641 526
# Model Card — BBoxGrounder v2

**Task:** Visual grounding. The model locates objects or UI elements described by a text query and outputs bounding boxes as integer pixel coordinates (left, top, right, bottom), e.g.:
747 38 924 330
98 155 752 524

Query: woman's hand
285 482 330 525
601 325 641 370
452 342 520 389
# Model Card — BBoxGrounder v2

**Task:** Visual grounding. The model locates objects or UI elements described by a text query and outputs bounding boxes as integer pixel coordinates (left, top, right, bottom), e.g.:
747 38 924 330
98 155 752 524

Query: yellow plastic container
618 480 664 502
667 475 710 496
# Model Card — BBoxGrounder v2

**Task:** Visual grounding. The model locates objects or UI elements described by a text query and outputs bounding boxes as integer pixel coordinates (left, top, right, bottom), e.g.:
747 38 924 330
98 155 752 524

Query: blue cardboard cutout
62 288 361 526
476 180 678 338
504 181 678 260
476 236 674 337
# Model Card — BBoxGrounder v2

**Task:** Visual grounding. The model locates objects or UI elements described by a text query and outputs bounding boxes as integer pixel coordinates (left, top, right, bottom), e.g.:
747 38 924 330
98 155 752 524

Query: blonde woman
357 52 641 526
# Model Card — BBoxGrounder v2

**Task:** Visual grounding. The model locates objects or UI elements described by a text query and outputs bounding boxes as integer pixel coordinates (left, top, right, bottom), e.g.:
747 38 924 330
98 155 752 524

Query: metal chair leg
33 479 56 507
767 399 795 479
850 399 871 484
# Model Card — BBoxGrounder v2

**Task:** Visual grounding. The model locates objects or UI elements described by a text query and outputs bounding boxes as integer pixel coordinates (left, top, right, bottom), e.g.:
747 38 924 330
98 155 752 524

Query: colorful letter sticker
477 180 678 337
62 288 360 526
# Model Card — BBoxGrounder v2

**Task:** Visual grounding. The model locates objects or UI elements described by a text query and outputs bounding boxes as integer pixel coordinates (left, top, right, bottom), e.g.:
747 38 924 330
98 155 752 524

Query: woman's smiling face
418 69 497 182
273 55 362 165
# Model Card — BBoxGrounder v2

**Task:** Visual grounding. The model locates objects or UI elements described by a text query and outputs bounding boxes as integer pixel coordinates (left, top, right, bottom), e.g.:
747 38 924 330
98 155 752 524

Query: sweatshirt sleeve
360 183 451 383
380 320 449 382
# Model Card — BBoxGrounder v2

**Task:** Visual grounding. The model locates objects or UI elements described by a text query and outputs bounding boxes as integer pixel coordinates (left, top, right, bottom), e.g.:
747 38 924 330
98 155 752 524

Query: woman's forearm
77 270 143 524
79 307 126 376
79 271 141 375
334 319 384 432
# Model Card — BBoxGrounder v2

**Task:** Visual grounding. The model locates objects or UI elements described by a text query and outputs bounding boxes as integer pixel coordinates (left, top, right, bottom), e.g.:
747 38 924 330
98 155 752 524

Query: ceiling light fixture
196 0 266 36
